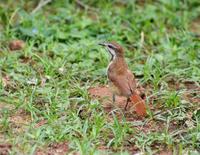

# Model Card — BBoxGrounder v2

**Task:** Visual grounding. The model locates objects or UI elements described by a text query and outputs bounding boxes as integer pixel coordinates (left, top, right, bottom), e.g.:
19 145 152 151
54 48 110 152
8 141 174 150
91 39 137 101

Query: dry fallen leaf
9 40 25 51
0 143 12 155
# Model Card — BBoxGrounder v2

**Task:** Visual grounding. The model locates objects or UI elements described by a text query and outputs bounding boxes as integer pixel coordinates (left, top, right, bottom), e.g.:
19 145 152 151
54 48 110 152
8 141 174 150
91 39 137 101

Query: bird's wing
126 70 137 93
108 69 137 97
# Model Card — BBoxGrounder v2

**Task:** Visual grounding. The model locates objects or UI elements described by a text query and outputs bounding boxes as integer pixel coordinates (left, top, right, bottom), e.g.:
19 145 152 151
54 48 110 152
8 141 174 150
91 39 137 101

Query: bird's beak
98 43 106 46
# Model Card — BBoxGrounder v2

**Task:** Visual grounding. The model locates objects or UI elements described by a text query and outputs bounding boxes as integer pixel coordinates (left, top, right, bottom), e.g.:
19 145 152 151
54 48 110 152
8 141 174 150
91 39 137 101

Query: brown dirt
0 104 30 135
184 81 200 90
183 81 200 104
8 40 25 51
0 143 12 155
0 137 9 154
0 103 15 111
1 74 18 92
157 150 173 155
167 79 180 90
19 56 36 65
36 142 69 155
9 109 31 134
88 85 128 110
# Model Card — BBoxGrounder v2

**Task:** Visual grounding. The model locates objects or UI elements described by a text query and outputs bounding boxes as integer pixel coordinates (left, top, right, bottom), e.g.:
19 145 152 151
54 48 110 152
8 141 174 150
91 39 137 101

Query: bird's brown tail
130 92 147 117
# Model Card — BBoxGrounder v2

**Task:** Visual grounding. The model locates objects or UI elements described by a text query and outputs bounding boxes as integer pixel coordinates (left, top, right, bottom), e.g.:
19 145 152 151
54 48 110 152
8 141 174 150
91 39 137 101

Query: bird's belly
108 81 121 96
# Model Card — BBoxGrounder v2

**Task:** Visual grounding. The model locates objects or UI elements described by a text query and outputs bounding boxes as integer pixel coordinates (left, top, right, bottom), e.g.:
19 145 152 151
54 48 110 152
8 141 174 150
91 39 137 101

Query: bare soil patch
182 81 200 104
8 40 25 51
88 85 128 110
0 143 12 155
36 142 69 155
0 104 31 154
9 109 31 134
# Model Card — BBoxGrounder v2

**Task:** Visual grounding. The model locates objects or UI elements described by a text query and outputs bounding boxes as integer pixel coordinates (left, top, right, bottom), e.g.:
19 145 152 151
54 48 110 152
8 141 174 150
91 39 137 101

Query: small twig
31 0 52 14
75 0 99 12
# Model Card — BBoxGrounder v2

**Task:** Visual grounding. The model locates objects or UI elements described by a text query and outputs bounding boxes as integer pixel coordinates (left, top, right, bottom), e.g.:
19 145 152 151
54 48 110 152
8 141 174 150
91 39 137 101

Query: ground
0 0 200 154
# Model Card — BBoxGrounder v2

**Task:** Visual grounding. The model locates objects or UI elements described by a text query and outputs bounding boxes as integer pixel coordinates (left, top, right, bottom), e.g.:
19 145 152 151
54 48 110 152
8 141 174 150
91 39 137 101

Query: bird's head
99 42 124 60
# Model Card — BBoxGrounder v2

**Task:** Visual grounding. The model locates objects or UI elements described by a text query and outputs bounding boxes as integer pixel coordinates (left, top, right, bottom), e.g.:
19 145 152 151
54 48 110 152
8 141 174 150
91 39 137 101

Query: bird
99 42 147 117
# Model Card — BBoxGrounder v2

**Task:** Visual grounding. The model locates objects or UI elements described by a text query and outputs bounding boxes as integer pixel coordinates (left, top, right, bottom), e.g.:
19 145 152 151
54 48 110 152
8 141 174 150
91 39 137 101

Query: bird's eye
108 45 113 49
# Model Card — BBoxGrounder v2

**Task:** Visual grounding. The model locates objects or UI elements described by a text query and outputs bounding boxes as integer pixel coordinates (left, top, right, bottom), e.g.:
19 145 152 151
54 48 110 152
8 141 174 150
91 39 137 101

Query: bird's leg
112 94 116 104
124 98 130 110
112 94 118 110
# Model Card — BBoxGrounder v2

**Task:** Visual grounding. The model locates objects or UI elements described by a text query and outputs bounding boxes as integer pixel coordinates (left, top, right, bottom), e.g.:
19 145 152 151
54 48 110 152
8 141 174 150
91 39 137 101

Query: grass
0 0 200 154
